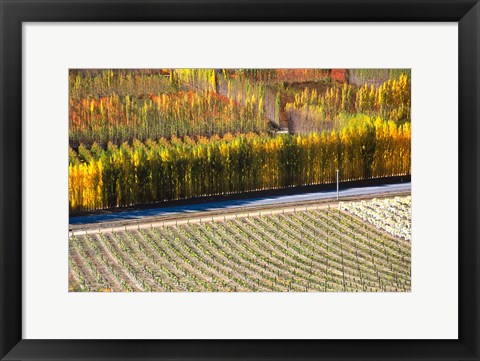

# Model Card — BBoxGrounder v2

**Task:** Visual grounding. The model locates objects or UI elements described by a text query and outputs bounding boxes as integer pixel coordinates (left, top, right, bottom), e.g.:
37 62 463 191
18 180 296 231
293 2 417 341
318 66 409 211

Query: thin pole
336 169 339 200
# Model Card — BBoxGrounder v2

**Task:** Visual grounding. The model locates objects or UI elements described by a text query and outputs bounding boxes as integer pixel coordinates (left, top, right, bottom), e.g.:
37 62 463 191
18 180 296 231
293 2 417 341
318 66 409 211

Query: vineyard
69 197 411 292
68 69 412 293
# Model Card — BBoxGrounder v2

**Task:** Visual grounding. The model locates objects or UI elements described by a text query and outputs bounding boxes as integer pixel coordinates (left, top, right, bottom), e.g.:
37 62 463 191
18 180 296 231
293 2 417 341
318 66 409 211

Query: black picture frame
1 1 479 360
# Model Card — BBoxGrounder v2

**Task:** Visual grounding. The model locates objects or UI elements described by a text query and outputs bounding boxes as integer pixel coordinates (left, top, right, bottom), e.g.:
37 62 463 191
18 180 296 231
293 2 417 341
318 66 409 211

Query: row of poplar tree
69 116 410 213
69 89 267 147
285 73 411 127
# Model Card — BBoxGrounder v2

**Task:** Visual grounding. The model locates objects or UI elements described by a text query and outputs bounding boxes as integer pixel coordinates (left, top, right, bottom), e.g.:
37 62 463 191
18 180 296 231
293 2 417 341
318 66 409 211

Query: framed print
1 0 479 360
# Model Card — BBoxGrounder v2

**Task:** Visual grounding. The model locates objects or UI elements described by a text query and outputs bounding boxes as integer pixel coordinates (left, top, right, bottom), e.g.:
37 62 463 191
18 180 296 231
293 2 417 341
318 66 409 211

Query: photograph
3 0 478 358
68 68 411 292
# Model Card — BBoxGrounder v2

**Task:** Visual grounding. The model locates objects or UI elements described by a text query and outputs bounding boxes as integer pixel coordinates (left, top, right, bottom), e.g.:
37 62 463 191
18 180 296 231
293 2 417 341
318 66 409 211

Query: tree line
69 90 268 147
69 117 410 214
285 74 411 134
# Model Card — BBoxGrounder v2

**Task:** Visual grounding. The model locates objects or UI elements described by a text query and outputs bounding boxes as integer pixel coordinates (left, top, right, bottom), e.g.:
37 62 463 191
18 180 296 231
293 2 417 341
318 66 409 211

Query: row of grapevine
69 205 411 292
69 117 410 213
